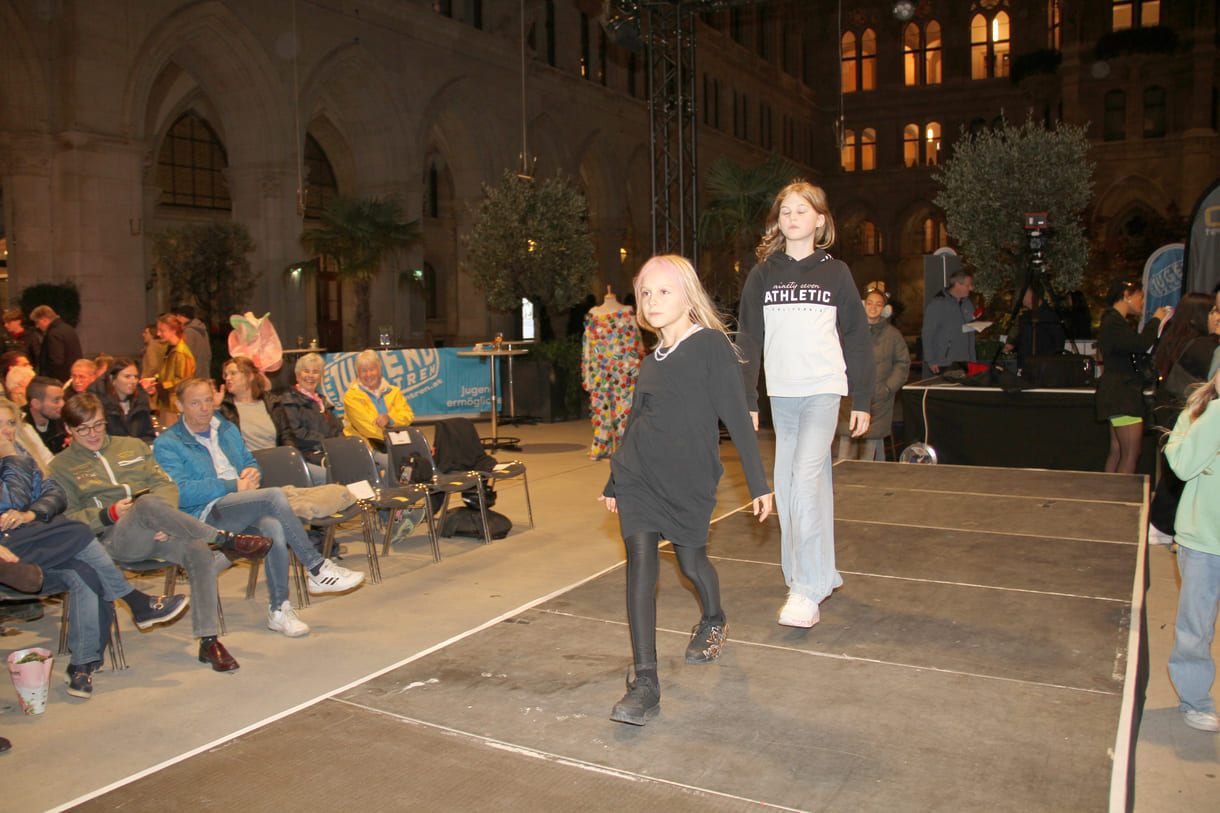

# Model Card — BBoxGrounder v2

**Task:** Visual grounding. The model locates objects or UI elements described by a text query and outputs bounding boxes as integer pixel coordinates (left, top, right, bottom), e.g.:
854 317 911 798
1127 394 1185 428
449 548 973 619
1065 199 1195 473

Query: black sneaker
685 619 727 665
66 664 93 699
610 672 660 726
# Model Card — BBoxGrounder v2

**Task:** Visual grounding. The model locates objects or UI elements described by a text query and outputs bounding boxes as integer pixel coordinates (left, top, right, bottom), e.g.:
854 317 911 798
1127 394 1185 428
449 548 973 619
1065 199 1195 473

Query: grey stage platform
72 462 1146 811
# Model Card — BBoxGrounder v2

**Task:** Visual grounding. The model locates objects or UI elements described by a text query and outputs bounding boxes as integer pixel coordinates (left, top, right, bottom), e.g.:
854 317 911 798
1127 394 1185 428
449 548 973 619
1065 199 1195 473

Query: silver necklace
654 324 701 361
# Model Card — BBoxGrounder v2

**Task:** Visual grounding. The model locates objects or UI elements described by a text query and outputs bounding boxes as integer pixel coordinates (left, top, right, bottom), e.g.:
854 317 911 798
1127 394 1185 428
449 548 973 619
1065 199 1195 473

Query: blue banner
1141 243 1185 329
320 348 498 418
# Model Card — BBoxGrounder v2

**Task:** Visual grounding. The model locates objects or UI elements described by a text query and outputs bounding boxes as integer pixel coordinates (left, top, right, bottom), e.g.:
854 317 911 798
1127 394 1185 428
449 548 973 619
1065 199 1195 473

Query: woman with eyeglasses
1096 280 1168 473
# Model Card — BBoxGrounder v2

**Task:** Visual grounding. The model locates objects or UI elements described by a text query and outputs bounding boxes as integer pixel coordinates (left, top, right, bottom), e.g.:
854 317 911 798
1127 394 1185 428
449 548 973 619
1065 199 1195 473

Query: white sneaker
778 594 820 628
1148 525 1174 546
267 600 310 637
1183 709 1220 732
307 559 365 595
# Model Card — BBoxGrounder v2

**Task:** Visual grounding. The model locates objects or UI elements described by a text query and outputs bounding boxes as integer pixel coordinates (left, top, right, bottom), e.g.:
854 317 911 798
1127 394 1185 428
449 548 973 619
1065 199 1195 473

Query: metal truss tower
645 4 699 257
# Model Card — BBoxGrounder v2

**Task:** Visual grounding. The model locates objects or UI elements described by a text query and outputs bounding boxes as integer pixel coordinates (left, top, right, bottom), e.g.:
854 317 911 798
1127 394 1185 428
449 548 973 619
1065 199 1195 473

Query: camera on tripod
1023 212 1048 259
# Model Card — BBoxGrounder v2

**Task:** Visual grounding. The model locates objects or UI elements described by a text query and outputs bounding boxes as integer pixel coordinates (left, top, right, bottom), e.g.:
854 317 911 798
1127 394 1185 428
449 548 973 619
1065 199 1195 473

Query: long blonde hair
1184 368 1220 422
755 179 836 261
632 255 731 338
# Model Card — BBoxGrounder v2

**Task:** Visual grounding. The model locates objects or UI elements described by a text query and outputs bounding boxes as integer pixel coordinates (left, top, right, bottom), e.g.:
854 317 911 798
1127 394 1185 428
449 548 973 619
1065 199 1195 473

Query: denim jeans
203 488 322 608
101 494 222 638
40 567 112 668
770 394 844 604
1169 544 1220 714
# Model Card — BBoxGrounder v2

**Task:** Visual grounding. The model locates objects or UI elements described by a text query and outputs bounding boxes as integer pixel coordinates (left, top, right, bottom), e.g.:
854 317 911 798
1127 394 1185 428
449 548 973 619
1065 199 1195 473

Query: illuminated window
863 222 881 255
1113 0 1159 31
903 21 942 86
924 122 942 167
841 28 876 93
156 111 231 210
904 124 920 167
1048 0 1062 48
923 217 947 253
841 129 856 172
861 128 876 171
971 8 1010 80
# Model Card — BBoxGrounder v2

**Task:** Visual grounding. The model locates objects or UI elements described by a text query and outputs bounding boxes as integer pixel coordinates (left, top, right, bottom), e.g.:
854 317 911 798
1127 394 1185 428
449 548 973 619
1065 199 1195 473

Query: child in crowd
600 254 772 725
737 180 874 628
1163 367 1220 733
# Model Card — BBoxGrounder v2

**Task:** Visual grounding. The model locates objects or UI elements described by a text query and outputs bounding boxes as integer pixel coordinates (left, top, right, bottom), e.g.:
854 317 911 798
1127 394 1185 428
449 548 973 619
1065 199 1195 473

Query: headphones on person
863 282 893 319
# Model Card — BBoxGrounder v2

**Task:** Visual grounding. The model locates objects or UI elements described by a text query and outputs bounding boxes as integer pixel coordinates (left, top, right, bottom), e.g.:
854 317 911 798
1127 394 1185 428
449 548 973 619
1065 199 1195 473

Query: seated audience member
0 397 185 697
217 356 295 453
30 305 82 384
24 376 67 454
153 378 365 637
93 353 114 381
6 366 34 407
0 351 33 392
69 357 97 394
3 309 37 359
343 350 413 471
141 324 166 380
89 357 155 444
143 313 195 427
51 393 271 672
279 352 343 485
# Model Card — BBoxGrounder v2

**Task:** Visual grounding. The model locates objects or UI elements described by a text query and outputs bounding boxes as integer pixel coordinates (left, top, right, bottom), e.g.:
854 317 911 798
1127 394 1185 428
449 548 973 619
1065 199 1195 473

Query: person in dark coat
30 305 82 383
278 352 343 485
88 357 156 444
1095 280 1168 473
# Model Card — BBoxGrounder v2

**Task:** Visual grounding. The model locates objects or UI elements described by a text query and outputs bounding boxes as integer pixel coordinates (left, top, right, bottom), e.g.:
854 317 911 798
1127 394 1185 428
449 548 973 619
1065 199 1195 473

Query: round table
456 347 529 450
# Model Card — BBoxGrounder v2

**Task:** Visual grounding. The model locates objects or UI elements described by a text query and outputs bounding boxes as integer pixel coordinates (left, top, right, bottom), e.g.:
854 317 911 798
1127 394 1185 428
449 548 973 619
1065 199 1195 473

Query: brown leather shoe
198 639 240 673
0 561 43 594
217 532 273 559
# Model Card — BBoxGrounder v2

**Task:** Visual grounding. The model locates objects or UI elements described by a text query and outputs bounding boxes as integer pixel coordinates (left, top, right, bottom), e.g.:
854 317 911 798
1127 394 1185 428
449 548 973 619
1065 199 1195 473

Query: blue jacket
0 453 67 520
153 415 260 518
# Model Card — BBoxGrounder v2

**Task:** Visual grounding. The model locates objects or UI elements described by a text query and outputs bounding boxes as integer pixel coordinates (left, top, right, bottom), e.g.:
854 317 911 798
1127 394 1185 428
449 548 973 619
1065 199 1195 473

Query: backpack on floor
441 507 512 540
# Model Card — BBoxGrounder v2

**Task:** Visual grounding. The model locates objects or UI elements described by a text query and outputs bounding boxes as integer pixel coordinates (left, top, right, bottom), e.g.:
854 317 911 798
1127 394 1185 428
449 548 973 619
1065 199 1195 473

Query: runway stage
70 461 1147 811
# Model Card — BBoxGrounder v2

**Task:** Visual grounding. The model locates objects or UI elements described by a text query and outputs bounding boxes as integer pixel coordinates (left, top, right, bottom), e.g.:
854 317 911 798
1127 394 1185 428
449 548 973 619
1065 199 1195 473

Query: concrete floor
0 419 1215 811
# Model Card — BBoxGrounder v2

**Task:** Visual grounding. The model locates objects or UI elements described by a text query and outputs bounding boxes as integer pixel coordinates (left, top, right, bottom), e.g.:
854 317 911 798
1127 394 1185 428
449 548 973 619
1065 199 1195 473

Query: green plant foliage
297 196 420 348
463 170 597 338
151 222 256 330
699 154 801 303
20 282 81 327
528 335 585 416
933 117 1093 300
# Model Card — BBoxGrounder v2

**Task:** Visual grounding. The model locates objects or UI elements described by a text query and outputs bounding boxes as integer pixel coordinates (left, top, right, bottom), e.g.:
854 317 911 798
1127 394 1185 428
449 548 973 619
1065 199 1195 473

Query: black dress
1095 308 1162 421
603 328 769 548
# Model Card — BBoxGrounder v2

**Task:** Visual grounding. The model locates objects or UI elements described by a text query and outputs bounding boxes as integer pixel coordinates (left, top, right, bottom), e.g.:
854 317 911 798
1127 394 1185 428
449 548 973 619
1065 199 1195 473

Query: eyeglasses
72 421 106 436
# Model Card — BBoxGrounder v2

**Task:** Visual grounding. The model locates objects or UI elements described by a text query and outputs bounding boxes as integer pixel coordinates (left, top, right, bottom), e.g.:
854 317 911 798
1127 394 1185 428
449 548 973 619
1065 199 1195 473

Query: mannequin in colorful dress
582 287 643 460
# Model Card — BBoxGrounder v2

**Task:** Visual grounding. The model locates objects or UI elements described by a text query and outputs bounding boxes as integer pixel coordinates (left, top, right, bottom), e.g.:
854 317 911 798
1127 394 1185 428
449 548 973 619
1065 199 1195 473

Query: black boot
610 668 660 726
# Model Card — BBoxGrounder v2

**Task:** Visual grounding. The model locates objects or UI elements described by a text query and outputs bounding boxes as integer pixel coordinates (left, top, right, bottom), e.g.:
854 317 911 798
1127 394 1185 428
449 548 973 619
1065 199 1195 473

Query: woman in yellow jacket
343 350 413 470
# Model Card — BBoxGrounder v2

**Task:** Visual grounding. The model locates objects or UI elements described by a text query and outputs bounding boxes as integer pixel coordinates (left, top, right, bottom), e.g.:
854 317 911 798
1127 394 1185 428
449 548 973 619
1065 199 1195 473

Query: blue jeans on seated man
202 488 323 609
56 538 143 667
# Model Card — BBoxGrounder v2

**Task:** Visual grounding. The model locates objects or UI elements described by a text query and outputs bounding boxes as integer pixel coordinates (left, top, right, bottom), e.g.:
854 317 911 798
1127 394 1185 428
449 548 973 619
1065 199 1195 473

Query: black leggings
623 531 723 672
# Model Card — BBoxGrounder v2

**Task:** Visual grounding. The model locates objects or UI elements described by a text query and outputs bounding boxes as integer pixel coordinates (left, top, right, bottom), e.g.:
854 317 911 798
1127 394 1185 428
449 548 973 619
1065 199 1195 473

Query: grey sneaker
685 619 727 664
1183 709 1220 732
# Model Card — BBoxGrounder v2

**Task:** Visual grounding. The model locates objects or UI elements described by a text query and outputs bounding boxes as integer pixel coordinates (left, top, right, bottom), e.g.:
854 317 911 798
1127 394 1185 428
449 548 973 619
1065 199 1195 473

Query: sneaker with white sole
307 559 365 594
1183 709 1220 732
778 594 819 628
267 600 310 637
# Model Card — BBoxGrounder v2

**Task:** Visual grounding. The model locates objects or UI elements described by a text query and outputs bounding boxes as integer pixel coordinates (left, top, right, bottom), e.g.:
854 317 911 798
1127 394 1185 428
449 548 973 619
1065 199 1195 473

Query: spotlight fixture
892 1 916 22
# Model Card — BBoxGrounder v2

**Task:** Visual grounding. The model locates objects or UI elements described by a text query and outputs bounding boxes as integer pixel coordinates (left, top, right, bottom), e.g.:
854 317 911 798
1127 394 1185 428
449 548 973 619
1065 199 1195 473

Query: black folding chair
321 437 437 569
431 418 533 530
253 445 366 597
384 425 491 547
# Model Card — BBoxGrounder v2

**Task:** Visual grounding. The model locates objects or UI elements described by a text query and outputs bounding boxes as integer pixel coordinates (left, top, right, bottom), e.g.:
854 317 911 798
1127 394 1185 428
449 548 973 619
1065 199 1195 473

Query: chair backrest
322 436 385 488
252 446 313 489
384 425 435 485
432 418 496 473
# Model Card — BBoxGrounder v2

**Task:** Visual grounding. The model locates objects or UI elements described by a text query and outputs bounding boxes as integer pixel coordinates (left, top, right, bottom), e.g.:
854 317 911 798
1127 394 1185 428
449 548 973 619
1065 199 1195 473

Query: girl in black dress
600 255 773 725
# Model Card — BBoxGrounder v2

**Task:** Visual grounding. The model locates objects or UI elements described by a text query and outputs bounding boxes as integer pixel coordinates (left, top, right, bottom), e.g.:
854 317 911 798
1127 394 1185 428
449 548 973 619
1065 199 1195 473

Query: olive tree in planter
933 116 1093 309
463 170 598 420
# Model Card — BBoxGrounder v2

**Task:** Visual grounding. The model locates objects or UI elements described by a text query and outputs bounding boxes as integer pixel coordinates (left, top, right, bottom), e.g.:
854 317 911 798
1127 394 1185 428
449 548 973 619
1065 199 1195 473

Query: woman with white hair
342 350 414 468
280 352 344 485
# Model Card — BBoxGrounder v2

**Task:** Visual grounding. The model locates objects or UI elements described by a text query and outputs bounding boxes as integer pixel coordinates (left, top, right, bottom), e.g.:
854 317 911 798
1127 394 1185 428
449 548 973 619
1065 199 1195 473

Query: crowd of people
0 306 431 753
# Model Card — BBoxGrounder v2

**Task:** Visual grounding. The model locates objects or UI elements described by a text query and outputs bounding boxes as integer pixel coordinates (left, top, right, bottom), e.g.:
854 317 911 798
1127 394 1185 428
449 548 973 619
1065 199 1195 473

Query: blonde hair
632 255 732 339
1184 369 1219 422
755 179 836 261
